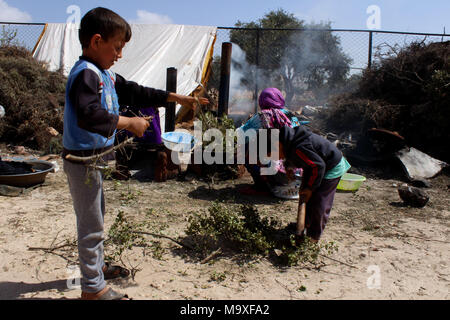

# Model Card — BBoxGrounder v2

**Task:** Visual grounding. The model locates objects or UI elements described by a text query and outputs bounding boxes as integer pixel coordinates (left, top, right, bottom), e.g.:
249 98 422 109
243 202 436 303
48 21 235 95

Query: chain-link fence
0 22 46 51
1 22 448 116
215 27 449 72
212 27 449 116
369 30 449 66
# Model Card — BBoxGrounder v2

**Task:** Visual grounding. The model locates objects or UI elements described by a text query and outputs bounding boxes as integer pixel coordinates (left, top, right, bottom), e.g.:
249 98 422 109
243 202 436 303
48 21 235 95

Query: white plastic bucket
161 131 198 153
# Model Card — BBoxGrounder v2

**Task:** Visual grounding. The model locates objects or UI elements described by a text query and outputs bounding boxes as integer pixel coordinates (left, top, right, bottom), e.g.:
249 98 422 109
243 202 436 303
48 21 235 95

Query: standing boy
63 7 208 300
274 126 351 242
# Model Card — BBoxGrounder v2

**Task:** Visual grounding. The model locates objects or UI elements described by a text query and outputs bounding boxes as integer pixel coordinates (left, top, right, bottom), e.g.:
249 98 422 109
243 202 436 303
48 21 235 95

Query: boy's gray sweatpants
64 160 106 293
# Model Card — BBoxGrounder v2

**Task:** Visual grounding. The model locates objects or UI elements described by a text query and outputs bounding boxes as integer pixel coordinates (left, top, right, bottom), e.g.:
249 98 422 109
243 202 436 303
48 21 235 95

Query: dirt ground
0 147 449 301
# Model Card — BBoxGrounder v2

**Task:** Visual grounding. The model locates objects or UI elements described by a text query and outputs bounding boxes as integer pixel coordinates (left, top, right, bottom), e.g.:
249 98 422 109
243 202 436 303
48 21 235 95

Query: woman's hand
286 167 295 182
299 188 313 203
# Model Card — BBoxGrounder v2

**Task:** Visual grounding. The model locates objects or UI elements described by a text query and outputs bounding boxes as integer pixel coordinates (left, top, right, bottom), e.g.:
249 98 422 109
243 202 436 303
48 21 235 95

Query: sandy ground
0 148 449 301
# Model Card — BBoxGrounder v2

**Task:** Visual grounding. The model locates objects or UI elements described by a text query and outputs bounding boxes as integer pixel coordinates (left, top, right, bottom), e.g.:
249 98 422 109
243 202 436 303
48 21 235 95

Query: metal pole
218 42 232 117
165 67 177 133
254 28 260 114
368 31 373 69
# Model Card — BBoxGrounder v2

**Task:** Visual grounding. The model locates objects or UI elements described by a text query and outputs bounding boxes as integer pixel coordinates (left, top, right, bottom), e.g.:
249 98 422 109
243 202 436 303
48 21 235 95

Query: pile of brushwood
0 45 66 153
185 202 338 267
320 40 449 162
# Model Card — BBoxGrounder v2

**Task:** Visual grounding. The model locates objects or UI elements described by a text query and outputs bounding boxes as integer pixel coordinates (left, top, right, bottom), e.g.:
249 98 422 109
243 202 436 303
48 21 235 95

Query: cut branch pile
0 45 66 153
321 40 450 162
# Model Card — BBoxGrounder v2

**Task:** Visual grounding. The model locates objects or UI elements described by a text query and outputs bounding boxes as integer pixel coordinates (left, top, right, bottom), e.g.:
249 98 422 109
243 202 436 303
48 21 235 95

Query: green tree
229 9 351 105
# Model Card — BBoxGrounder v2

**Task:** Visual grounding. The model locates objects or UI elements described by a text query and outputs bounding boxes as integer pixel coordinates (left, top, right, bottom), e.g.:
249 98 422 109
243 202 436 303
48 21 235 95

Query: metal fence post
218 42 232 117
165 67 177 133
368 31 373 69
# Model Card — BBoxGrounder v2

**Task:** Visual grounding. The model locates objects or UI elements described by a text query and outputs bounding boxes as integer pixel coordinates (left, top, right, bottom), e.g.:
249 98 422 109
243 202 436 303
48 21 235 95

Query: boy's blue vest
63 60 120 151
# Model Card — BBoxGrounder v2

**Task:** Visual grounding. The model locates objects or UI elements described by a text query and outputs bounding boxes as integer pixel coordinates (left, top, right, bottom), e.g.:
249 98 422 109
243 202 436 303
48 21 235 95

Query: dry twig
200 248 223 264
65 137 135 162
132 231 194 250
318 254 358 269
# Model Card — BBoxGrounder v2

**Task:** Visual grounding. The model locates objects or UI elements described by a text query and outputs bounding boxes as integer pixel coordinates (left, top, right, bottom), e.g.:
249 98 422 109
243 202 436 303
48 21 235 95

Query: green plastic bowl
337 173 366 192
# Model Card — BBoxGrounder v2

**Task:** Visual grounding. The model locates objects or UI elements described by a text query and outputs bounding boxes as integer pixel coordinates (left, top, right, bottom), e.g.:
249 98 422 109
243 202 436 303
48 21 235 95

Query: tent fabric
32 23 217 133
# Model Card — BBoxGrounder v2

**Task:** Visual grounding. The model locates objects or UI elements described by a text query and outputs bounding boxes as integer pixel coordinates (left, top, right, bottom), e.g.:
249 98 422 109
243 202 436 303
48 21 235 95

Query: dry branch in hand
65 137 135 162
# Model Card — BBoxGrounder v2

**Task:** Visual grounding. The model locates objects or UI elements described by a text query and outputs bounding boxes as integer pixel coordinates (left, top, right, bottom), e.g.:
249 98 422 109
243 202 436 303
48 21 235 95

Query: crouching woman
269 126 351 242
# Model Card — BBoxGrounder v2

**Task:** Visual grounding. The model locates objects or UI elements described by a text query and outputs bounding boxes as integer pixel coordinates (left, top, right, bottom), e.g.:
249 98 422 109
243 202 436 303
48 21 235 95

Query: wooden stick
28 241 77 252
396 232 450 244
65 137 135 162
132 231 194 250
296 196 306 236
200 248 223 264
318 253 358 269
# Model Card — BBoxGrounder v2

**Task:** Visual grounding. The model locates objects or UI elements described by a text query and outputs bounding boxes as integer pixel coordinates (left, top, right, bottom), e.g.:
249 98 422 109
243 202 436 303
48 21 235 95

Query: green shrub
186 202 338 266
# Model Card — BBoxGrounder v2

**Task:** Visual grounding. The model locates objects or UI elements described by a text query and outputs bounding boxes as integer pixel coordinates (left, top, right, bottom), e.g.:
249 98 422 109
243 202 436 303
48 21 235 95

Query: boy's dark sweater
280 126 342 190
63 56 169 161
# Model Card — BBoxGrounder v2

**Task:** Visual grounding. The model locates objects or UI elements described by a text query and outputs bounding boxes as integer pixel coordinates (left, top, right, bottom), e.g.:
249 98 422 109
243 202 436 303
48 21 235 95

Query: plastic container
161 131 198 153
337 173 366 192
271 174 302 200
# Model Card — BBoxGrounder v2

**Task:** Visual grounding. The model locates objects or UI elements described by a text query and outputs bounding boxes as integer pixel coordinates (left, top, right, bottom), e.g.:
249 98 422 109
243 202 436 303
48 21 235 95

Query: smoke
228 43 255 116
228 43 270 117
275 25 352 106
226 25 351 119
281 28 324 86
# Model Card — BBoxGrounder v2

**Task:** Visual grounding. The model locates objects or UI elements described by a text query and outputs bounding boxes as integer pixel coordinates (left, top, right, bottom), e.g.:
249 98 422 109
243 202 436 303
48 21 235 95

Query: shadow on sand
0 279 72 300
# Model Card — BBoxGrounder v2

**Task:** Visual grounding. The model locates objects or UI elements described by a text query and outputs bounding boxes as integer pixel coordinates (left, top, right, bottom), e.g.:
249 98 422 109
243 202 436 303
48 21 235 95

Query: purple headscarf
258 88 291 129
259 88 286 109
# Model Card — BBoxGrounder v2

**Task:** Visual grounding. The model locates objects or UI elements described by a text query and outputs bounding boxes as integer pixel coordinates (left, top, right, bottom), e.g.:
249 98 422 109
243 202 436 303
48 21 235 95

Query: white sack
396 147 448 180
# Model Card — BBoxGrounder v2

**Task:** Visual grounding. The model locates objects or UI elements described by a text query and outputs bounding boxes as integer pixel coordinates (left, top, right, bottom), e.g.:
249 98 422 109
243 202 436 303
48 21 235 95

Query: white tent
32 23 217 133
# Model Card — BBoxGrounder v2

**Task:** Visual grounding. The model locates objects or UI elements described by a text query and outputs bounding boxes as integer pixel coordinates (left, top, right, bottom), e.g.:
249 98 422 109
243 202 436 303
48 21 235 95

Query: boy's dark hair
79 7 132 49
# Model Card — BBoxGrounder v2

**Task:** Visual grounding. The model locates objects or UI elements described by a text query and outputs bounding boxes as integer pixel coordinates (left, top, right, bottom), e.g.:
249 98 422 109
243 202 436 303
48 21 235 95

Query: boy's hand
118 116 150 138
128 117 150 137
167 93 209 111
299 188 312 203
